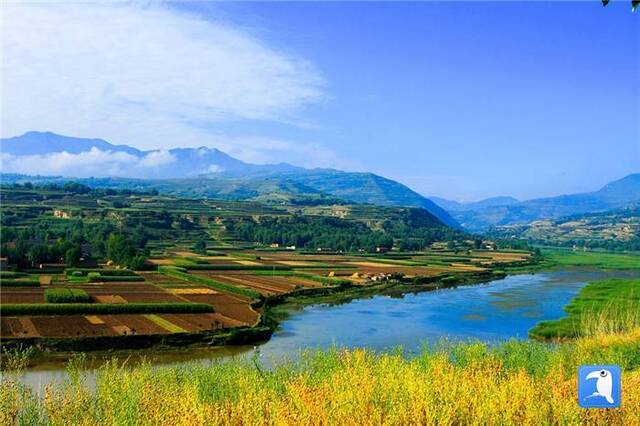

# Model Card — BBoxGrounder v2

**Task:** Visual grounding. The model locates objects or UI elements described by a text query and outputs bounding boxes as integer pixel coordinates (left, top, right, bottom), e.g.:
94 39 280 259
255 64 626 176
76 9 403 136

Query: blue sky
3 1 638 201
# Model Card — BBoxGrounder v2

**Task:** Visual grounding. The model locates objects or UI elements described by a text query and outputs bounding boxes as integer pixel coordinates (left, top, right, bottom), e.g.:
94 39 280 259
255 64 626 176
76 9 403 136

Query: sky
2 1 639 201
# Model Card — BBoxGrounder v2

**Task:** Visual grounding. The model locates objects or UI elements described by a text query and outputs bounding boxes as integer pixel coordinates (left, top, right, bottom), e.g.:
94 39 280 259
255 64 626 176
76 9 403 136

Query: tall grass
2 331 640 425
579 297 640 337
530 279 640 339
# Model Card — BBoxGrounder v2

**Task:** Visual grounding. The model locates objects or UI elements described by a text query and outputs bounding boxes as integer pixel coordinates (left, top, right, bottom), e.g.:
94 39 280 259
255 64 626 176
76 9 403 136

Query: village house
53 209 71 219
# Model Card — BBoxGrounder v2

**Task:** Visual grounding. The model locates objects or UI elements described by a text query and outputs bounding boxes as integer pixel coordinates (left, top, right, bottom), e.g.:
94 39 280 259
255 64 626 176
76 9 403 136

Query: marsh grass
2 331 640 425
530 279 640 339
579 297 640 337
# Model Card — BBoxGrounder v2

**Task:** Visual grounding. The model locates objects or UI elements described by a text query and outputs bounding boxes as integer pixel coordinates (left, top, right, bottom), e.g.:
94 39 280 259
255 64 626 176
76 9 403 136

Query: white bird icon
585 369 614 404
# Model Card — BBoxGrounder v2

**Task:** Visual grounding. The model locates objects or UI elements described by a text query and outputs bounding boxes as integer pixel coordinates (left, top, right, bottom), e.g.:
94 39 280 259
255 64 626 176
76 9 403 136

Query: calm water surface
8 268 640 391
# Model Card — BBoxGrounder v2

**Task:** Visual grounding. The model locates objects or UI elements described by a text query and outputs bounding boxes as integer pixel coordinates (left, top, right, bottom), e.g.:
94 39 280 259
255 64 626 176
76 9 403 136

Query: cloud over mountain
1 2 327 164
0 148 178 179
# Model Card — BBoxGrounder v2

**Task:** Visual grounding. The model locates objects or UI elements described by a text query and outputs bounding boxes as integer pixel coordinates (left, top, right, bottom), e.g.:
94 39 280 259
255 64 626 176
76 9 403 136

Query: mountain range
431 174 640 230
2 131 638 232
0 132 457 227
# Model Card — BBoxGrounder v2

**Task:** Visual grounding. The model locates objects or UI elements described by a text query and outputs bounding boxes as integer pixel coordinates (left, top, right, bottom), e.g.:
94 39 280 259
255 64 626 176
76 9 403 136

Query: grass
530 279 640 339
2 329 640 424
0 302 214 316
542 248 640 270
44 288 91 304
159 266 261 300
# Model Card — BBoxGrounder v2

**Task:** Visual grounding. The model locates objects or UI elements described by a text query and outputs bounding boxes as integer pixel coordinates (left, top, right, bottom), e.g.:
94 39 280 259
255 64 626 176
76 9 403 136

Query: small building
53 209 71 219
0 257 7 269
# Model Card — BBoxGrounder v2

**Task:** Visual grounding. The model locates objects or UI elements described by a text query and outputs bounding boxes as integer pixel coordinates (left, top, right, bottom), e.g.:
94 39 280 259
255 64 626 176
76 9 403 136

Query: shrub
45 288 91 303
412 275 438 285
1 303 214 316
0 271 26 279
96 275 145 282
71 271 84 277
65 268 136 276
440 276 459 286
0 279 40 287
87 272 101 282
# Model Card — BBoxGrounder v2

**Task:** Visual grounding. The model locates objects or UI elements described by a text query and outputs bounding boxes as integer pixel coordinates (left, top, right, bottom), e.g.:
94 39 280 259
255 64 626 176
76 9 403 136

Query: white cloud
1 2 333 165
0 148 179 178
138 150 175 167
207 164 224 174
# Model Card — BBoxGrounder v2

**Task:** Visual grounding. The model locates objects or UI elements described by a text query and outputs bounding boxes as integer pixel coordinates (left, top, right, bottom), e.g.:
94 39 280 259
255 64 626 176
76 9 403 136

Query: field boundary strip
158 266 262 299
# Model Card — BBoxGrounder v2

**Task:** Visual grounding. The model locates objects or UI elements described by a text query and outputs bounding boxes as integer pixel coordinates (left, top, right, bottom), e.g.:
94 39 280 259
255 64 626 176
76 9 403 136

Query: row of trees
382 210 468 250
226 210 473 253
228 216 394 252
7 181 160 197
1 218 150 269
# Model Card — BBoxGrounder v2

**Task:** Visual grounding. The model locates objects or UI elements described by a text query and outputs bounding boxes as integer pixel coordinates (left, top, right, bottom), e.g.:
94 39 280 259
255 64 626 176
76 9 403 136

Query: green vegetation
183 263 292 271
530 279 640 339
94 275 145 282
229 216 394 251
0 182 479 276
0 271 27 278
3 330 640 424
158 266 261 299
0 279 40 287
65 268 137 276
303 275 352 286
1 302 214 316
44 288 91 304
491 207 640 252
543 248 640 270
105 234 147 270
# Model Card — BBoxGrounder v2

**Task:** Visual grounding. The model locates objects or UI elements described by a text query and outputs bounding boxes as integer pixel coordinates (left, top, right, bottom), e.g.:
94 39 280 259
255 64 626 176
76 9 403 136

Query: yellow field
168 288 217 295
143 314 186 333
2 329 639 425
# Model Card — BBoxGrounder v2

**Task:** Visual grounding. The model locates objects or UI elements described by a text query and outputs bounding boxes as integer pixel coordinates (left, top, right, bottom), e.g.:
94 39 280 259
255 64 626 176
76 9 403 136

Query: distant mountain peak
0 131 458 227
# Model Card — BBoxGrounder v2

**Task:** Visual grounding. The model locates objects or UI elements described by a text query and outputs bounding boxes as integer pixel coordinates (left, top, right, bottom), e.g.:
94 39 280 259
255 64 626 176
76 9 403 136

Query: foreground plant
2 328 640 425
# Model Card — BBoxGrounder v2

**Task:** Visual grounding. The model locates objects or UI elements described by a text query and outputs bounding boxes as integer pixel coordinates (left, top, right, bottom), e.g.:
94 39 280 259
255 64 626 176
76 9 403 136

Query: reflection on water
9 268 640 392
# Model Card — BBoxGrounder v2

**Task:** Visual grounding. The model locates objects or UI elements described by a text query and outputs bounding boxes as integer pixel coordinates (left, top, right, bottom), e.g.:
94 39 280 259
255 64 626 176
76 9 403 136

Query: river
7 267 639 392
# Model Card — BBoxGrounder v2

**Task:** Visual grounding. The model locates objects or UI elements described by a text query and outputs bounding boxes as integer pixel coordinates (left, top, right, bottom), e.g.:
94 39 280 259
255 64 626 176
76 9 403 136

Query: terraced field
0 249 533 346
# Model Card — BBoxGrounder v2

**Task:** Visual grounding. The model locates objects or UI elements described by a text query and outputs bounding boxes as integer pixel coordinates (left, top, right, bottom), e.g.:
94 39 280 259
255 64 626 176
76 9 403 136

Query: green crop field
542 249 640 270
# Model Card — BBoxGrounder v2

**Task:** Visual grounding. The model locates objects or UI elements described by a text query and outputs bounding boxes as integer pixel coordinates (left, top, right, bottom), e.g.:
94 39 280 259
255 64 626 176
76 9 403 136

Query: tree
65 246 82 267
27 244 49 265
193 239 207 255
106 234 136 266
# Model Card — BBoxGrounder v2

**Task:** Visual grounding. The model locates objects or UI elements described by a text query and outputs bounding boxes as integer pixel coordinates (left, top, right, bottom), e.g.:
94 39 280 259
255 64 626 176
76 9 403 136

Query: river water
7 268 639 392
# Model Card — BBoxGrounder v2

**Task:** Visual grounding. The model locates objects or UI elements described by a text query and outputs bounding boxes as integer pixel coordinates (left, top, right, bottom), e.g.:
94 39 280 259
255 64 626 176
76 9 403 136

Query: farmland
0 247 534 349
0 183 539 350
